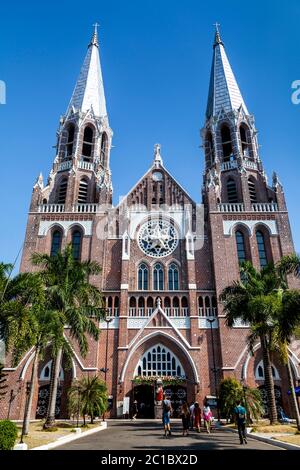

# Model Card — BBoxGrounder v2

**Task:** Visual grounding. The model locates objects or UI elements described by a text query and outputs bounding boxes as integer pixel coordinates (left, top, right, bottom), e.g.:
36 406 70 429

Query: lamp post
100 313 112 421
207 317 220 422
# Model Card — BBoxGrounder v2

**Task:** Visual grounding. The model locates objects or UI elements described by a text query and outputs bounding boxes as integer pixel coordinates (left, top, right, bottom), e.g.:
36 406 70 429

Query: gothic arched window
138 263 149 290
135 344 185 377
78 178 88 203
168 263 179 290
66 124 75 158
256 230 268 268
235 230 246 264
248 178 257 203
72 230 82 260
221 124 233 160
57 178 68 204
227 178 238 203
82 126 94 160
153 263 164 291
50 230 62 257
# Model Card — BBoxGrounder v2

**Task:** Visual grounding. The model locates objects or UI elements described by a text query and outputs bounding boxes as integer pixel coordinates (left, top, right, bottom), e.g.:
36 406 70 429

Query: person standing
234 400 247 444
162 393 172 437
193 402 201 433
203 402 213 434
180 402 190 436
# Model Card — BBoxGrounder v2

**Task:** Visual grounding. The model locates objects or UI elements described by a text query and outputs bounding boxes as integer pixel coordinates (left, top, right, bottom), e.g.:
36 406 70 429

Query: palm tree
220 262 282 424
31 246 105 429
68 375 108 425
275 256 300 430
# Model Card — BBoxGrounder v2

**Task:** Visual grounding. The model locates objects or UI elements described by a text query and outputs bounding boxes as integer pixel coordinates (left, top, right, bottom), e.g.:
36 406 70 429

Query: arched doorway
132 344 187 418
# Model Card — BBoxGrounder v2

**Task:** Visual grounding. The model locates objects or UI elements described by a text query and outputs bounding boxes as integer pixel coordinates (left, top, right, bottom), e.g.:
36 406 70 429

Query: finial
154 143 163 167
34 172 44 190
272 171 281 188
89 22 99 48
156 297 161 308
213 22 223 47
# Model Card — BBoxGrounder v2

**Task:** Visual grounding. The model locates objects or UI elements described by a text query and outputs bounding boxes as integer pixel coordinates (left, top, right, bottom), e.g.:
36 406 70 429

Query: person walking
193 402 201 433
131 400 138 420
234 400 247 444
203 402 213 434
162 393 172 438
189 402 195 430
180 402 190 436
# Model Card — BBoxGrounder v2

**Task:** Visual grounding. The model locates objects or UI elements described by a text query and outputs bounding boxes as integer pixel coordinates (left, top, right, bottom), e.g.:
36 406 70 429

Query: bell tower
33 25 113 211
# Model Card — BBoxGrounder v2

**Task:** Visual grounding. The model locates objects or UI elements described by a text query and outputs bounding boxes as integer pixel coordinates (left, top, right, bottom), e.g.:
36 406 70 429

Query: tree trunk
23 346 39 435
261 335 278 424
286 356 300 431
44 347 62 429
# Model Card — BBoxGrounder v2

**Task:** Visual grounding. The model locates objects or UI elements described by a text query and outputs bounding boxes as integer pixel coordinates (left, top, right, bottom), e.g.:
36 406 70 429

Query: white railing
78 160 94 171
38 204 65 213
243 160 258 170
107 307 119 317
128 307 189 317
72 204 100 213
198 307 217 317
220 161 238 171
218 203 245 212
57 160 72 172
251 203 278 212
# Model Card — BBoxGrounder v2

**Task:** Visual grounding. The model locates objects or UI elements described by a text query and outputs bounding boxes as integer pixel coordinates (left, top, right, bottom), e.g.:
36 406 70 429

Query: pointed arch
78 177 89 203
100 132 108 166
248 176 257 203
205 130 214 167
65 123 75 158
168 263 179 290
256 229 268 267
50 228 63 257
57 177 68 204
226 177 238 203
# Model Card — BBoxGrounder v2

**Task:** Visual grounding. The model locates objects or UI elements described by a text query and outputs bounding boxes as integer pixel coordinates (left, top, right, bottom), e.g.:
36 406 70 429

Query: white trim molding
223 220 278 237
38 220 93 236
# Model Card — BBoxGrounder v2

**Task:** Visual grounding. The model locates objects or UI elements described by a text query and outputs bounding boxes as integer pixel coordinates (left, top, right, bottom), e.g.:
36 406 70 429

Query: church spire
206 25 248 119
66 23 107 118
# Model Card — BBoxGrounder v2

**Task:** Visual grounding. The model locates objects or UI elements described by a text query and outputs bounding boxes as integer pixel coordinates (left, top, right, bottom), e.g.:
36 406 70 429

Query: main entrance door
133 384 155 418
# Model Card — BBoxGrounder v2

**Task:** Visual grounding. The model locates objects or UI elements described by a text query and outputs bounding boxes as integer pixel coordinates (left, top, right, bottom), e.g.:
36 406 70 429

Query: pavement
56 420 283 450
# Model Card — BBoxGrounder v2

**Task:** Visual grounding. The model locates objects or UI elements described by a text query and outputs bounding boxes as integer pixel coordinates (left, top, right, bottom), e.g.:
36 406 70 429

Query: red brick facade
1 28 300 421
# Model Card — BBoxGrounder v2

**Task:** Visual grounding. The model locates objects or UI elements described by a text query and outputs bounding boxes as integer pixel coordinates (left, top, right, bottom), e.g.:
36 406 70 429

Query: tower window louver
78 179 88 203
248 178 257 202
227 178 238 203
57 178 68 204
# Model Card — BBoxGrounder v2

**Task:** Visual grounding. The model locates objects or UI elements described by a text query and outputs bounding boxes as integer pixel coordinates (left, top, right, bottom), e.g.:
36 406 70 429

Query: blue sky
0 0 299 269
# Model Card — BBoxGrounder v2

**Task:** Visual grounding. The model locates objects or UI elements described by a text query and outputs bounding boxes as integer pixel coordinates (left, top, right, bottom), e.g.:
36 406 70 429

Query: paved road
57 420 282 450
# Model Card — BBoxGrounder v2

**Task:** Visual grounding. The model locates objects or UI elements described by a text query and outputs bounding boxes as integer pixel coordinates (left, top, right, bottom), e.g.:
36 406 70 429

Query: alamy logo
0 80 6 104
291 80 300 104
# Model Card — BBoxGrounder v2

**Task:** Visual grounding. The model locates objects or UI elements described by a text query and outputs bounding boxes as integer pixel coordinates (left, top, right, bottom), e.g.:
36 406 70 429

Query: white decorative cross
213 22 221 33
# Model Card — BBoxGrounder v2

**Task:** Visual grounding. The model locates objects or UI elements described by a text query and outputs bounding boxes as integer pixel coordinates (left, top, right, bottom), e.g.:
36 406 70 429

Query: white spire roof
67 25 107 118
206 28 248 119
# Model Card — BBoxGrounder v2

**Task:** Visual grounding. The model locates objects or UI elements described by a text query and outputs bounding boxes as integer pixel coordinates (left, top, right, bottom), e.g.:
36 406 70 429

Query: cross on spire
89 22 100 47
213 21 223 46
213 22 220 33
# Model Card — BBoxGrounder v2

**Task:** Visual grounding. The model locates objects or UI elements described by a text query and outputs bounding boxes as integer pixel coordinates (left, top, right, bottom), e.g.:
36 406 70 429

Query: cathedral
2 26 300 420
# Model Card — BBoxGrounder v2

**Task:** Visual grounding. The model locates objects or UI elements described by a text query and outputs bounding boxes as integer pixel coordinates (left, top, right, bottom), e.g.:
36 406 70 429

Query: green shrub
43 427 58 432
0 420 18 450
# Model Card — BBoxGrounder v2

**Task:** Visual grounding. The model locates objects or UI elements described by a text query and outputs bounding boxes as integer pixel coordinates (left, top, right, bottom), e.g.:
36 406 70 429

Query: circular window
138 219 178 258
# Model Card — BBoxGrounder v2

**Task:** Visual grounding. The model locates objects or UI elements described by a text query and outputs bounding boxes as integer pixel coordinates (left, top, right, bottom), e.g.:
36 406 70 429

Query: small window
51 230 62 257
72 230 82 260
100 133 108 164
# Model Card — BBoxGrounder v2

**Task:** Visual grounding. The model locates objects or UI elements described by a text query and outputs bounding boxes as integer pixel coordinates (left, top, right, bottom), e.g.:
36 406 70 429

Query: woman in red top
193 402 201 432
